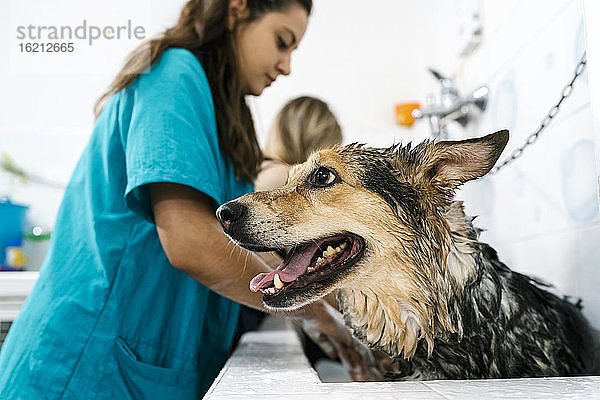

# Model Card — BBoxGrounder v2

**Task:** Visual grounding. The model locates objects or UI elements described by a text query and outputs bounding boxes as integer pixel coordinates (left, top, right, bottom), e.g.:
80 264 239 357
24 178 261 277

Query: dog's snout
216 201 246 231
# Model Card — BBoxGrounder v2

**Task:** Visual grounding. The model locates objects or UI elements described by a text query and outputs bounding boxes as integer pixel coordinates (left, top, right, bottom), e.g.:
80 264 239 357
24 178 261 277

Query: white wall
0 0 187 229
584 0 600 207
0 0 459 241
250 0 463 148
454 0 600 327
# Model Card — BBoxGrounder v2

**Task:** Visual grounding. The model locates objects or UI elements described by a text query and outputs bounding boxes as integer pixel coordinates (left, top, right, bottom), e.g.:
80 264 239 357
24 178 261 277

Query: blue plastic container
0 199 28 265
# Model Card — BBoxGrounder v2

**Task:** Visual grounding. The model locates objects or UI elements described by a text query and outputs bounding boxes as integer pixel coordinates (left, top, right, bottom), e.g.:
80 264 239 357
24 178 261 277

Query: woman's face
234 4 309 96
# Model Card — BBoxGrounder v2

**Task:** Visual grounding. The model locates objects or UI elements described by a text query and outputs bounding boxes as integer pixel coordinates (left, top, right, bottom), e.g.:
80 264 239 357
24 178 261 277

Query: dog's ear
422 130 509 189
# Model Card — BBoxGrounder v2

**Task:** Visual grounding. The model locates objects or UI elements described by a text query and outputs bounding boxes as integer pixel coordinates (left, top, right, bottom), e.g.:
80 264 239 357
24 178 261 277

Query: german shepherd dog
217 130 599 379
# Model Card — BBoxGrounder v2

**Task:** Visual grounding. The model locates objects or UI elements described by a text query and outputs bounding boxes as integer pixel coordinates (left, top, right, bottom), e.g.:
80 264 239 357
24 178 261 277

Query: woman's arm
150 182 272 311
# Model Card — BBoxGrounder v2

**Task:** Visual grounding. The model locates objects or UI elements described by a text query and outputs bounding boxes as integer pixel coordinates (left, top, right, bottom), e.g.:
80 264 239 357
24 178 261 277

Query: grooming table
204 329 600 400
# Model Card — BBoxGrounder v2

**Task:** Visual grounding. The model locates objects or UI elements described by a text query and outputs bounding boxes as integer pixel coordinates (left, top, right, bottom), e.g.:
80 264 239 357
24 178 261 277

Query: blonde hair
264 96 342 165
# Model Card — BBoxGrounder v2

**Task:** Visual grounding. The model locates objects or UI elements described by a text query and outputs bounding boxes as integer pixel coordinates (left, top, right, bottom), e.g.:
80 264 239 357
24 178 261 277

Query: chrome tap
411 68 488 139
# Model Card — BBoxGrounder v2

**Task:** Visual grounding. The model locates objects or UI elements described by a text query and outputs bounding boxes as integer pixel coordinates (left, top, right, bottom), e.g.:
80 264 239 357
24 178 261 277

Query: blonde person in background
255 95 343 190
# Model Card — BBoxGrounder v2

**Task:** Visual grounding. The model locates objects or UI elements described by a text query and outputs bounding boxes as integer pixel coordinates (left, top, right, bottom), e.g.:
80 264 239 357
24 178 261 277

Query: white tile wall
455 0 600 328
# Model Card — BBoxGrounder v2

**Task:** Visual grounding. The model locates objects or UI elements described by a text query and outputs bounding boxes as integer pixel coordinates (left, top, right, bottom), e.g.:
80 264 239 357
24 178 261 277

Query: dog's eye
310 167 337 188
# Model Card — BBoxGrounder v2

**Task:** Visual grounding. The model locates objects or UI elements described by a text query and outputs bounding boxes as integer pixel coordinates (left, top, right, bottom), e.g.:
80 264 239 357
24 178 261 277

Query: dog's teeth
323 245 336 257
323 245 344 258
307 266 315 273
316 257 324 265
266 287 275 295
274 274 284 289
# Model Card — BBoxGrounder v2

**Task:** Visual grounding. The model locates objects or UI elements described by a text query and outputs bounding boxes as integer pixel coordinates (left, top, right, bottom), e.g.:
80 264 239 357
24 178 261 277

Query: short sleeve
122 49 223 222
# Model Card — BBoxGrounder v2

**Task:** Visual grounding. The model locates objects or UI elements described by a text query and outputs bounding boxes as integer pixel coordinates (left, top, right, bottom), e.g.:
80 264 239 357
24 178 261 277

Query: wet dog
217 130 599 379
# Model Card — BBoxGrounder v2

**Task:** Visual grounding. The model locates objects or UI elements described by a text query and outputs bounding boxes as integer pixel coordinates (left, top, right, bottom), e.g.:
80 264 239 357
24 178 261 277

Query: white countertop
0 271 39 320
204 329 600 400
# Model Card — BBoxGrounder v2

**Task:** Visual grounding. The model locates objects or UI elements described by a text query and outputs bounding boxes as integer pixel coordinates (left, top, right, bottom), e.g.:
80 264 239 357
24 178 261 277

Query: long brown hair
95 0 312 183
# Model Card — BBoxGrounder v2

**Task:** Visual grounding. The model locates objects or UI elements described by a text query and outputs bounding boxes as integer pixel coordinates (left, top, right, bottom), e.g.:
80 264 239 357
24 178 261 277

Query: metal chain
489 52 587 175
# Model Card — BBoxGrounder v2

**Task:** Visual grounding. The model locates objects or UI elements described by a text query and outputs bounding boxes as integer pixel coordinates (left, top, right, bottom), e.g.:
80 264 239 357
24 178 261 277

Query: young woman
0 1 378 398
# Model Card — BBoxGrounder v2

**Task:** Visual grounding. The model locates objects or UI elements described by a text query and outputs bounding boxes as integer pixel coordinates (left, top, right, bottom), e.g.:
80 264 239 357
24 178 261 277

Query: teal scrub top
0 49 252 399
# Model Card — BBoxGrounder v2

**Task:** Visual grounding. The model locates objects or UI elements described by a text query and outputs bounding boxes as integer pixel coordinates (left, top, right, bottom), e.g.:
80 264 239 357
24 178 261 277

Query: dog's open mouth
249 233 364 297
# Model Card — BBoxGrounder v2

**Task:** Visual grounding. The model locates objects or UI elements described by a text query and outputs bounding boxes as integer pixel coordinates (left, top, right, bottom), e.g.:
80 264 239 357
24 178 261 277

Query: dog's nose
216 201 246 231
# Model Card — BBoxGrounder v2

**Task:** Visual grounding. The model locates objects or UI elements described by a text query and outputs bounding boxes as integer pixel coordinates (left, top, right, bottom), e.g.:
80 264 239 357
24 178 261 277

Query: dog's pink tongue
249 243 320 292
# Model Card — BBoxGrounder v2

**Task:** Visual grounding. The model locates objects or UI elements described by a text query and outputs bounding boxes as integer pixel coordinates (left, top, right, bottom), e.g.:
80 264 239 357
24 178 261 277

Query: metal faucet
411 68 488 139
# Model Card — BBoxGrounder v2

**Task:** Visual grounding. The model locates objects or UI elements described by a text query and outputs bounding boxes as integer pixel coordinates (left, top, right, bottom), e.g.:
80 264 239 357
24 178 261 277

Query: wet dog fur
217 130 600 379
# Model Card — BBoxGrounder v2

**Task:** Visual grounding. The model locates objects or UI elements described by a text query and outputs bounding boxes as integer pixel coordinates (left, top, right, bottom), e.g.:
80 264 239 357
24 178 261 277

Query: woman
0 1 377 398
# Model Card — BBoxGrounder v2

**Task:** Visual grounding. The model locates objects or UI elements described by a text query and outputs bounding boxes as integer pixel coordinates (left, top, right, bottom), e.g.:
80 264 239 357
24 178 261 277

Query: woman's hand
294 300 385 381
